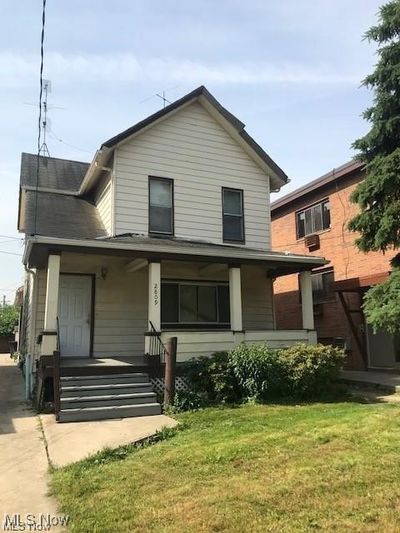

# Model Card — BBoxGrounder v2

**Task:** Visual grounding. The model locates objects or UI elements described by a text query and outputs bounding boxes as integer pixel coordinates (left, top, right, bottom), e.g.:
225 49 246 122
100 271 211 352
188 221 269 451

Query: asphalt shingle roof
20 153 89 192
23 191 106 239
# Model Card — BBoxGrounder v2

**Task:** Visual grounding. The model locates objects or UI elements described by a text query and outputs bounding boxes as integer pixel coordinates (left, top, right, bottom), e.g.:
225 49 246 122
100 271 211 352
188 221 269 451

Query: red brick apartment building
271 160 400 370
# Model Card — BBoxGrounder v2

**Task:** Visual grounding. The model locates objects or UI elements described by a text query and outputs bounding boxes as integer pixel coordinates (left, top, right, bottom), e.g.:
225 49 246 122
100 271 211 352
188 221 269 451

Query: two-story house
18 86 325 422
271 160 400 371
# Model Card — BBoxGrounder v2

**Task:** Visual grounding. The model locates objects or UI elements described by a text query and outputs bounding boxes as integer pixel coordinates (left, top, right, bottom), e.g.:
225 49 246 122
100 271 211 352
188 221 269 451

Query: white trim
229 267 243 331
23 235 327 268
300 271 314 330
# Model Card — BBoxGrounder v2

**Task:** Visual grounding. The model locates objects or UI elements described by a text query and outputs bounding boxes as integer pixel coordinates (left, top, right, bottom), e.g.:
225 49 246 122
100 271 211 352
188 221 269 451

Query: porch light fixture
100 266 108 280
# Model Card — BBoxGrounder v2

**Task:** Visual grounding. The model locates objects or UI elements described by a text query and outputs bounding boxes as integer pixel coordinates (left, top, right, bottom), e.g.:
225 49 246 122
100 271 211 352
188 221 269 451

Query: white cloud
1 51 364 89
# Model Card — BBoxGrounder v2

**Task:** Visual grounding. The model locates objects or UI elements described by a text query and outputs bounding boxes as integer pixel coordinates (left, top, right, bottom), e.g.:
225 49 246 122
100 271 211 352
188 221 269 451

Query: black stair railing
144 322 177 407
53 316 61 421
145 321 167 363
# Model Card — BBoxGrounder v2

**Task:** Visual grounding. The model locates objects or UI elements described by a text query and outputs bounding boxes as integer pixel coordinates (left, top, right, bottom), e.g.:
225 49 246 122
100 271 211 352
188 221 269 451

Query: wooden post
164 336 177 407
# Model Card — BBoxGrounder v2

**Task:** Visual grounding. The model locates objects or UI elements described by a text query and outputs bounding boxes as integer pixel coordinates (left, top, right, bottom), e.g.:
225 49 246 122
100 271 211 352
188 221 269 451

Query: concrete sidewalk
41 412 177 467
0 355 65 532
341 370 400 394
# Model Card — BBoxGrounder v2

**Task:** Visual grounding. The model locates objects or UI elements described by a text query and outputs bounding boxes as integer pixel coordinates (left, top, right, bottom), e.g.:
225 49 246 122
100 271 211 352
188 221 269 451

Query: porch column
41 253 61 355
148 261 161 331
300 270 314 330
229 266 243 332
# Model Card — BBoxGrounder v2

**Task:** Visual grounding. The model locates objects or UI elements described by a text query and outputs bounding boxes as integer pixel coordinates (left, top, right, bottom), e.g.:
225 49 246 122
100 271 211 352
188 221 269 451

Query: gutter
24 235 327 267
78 148 111 195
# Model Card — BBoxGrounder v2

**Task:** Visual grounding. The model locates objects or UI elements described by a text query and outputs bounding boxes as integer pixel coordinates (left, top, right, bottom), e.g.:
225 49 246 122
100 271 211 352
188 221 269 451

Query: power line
48 128 93 154
34 0 47 236
0 250 23 257
0 234 23 241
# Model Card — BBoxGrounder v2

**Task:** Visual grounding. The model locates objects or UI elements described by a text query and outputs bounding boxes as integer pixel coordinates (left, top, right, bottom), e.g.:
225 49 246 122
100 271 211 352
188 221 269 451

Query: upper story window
149 176 174 235
222 187 244 243
296 199 330 239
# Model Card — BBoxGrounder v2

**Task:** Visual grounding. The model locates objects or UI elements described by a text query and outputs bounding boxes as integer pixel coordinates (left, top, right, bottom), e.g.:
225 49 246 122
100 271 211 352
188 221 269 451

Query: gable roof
271 159 365 214
20 152 89 192
80 86 288 193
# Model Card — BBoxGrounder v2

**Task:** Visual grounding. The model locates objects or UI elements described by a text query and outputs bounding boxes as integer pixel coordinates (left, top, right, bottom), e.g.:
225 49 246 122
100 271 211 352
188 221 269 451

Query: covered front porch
25 235 325 367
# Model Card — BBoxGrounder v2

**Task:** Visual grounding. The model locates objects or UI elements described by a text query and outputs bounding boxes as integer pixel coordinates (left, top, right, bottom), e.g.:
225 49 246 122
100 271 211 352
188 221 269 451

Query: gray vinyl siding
94 173 113 235
114 101 271 249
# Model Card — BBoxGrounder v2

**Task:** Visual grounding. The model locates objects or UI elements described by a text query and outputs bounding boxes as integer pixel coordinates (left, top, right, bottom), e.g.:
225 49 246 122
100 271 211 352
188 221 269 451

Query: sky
0 0 384 302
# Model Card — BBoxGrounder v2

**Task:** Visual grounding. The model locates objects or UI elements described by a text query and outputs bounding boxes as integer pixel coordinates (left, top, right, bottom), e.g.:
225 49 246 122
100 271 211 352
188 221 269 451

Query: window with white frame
149 176 174 235
222 187 244 242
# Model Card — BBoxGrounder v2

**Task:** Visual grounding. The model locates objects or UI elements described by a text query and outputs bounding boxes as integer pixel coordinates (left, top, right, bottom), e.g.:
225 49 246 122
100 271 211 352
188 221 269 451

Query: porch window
149 176 174 235
222 187 244 242
161 281 230 328
296 199 330 239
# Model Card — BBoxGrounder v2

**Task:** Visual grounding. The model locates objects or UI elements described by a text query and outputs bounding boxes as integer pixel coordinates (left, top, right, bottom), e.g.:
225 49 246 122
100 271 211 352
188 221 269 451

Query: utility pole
2 295 6 307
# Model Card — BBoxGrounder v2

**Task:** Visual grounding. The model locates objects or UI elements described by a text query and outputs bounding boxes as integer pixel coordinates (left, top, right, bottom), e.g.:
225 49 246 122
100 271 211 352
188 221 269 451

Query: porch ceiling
24 235 326 275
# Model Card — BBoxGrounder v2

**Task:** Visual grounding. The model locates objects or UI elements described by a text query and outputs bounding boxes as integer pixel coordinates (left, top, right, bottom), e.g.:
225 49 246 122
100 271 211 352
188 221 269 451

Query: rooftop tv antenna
39 79 51 156
140 85 180 109
155 91 171 109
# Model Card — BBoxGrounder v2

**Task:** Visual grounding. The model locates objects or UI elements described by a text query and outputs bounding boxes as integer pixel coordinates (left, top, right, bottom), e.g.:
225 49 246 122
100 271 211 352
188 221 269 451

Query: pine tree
348 0 400 333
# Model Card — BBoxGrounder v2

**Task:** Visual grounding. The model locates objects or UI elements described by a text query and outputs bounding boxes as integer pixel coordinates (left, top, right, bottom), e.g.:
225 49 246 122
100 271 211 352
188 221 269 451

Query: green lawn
51 401 400 532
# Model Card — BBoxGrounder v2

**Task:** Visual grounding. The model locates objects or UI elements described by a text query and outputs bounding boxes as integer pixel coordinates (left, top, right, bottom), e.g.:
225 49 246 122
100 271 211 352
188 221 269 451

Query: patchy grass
51 402 400 532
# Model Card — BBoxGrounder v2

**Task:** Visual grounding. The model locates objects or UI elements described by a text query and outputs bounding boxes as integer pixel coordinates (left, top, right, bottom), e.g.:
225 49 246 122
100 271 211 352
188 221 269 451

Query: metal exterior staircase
58 372 161 423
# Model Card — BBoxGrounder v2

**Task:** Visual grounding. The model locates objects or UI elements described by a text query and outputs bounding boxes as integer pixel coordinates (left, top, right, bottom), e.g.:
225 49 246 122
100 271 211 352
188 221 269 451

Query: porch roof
24 234 326 276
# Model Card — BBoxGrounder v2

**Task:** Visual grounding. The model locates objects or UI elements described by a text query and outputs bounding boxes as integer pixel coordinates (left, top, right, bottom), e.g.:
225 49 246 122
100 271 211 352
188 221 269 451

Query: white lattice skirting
150 376 190 396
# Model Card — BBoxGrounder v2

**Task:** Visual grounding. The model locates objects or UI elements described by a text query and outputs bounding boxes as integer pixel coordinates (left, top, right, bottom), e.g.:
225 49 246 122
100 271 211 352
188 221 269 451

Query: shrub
278 343 345 399
170 390 207 413
180 351 241 404
229 343 288 401
181 343 345 405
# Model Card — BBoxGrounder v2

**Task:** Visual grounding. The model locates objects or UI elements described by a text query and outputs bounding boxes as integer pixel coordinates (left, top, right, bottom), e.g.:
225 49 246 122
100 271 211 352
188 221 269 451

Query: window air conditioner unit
305 233 320 250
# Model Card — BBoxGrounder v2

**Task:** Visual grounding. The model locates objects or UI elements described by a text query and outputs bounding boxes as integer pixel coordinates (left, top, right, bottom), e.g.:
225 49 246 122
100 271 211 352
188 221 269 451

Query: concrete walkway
0 354 64 532
341 370 400 394
41 413 177 468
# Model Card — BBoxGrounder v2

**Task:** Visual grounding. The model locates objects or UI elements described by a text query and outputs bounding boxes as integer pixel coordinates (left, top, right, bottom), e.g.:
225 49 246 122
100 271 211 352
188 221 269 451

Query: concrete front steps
58 372 161 423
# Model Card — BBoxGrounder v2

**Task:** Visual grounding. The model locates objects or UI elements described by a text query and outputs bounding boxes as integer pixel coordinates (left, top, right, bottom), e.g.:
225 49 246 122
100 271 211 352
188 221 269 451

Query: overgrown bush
180 351 241 404
170 390 207 413
229 343 288 401
278 343 345 398
181 343 345 405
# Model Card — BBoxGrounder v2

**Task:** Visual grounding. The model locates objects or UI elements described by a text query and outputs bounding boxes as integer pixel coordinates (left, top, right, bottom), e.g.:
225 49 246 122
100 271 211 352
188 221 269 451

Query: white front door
58 275 92 357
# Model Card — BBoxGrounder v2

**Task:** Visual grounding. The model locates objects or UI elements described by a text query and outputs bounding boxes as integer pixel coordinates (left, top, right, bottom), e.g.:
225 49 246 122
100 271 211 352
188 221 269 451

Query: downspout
24 265 38 400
